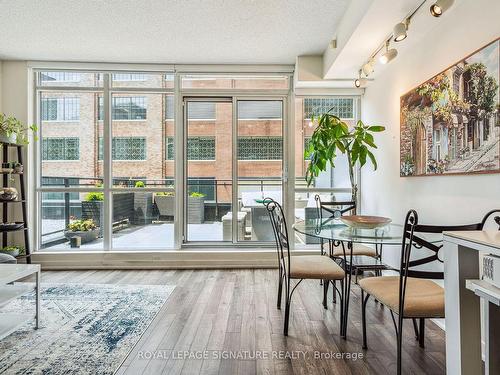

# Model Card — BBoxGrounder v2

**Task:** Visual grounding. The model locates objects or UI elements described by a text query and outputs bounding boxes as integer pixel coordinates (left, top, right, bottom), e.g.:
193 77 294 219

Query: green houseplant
0 113 37 145
0 245 24 257
305 113 384 203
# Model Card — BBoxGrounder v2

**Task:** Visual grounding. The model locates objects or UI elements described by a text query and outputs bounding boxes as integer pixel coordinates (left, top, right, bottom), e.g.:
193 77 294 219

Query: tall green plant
305 113 384 202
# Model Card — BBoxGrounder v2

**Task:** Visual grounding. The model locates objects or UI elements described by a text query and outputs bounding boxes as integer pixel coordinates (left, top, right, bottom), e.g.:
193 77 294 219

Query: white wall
361 0 500 267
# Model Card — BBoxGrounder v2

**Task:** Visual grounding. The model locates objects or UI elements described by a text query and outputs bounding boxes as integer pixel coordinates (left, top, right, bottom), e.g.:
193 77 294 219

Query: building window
98 96 147 120
238 101 282 119
112 73 147 81
303 98 354 119
165 95 174 120
42 138 80 160
187 137 216 160
187 177 215 201
40 72 81 82
41 97 80 121
166 137 174 160
187 102 216 120
99 137 147 160
304 137 312 160
238 137 282 160
165 137 213 161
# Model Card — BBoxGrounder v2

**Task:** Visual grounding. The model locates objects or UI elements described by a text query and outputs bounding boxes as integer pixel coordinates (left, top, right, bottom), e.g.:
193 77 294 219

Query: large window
99 137 147 160
41 97 80 121
42 138 80 160
98 96 147 120
238 137 282 160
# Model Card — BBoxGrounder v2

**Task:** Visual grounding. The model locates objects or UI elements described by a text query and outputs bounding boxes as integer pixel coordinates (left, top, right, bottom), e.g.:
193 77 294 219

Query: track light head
380 41 398 64
362 60 374 76
393 21 407 42
430 0 454 17
355 70 368 88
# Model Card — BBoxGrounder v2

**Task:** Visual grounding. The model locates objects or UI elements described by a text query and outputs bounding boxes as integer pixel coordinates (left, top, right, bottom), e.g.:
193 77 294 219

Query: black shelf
0 143 30 263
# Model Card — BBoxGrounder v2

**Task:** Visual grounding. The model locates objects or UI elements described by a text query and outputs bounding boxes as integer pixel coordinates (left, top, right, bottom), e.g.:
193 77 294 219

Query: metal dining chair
265 198 346 336
359 209 500 375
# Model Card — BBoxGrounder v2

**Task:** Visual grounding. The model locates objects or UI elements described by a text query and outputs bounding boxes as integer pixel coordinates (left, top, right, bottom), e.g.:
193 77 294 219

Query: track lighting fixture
354 70 368 88
362 60 374 76
393 20 408 42
379 41 398 64
430 0 454 17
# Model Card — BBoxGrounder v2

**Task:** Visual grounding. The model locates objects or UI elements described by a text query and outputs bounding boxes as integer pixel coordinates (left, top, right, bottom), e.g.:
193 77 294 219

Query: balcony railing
40 176 301 248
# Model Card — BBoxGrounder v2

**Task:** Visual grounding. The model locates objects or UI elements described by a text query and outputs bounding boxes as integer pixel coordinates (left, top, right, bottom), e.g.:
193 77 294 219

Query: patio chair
359 209 500 375
265 198 345 336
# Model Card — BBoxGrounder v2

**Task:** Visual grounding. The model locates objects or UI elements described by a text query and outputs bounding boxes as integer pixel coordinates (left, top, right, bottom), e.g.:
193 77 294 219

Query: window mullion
103 74 112 250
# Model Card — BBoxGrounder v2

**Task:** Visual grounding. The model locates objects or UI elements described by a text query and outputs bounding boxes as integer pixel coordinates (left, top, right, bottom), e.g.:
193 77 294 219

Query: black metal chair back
401 209 500 281
265 198 291 278
315 195 356 223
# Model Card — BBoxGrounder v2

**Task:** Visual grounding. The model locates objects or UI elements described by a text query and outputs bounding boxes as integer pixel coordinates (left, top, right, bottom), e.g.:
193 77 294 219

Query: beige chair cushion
331 243 377 257
286 255 345 280
359 276 444 318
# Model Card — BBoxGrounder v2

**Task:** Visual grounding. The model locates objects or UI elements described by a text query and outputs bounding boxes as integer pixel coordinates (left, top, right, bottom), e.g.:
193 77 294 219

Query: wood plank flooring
40 269 446 375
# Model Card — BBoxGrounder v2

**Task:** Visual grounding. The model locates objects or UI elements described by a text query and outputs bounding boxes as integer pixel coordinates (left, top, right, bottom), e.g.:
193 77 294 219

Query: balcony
39 176 317 251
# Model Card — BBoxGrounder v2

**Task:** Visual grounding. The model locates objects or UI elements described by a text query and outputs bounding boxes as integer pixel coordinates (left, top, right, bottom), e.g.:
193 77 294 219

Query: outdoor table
292 218 442 338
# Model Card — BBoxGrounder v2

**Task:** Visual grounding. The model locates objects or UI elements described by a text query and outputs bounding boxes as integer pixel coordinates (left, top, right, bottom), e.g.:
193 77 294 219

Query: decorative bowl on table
340 215 392 229
0 187 18 201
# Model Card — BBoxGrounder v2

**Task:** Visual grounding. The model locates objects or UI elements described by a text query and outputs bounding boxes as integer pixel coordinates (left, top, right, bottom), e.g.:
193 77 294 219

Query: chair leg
397 317 404 375
361 290 370 349
332 280 337 304
339 279 344 336
419 318 425 348
323 279 329 309
412 318 419 340
277 268 283 310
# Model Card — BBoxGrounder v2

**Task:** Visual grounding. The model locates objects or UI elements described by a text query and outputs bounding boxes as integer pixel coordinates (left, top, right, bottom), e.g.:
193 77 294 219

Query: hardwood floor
41 269 445 374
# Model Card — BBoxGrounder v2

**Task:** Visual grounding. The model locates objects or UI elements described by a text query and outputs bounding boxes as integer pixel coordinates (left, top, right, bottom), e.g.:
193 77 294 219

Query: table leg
35 271 40 329
444 243 481 375
486 302 500 374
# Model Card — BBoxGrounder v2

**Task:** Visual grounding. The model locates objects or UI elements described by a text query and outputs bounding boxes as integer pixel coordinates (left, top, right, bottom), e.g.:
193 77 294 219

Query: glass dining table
292 218 442 338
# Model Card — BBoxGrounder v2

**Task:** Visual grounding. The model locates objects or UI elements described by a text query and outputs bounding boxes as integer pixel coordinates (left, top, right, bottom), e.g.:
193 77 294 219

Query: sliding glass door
183 98 284 244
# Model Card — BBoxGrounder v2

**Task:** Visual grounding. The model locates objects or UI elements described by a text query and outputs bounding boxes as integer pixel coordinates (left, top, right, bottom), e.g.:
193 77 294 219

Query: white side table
443 231 500 375
0 264 41 340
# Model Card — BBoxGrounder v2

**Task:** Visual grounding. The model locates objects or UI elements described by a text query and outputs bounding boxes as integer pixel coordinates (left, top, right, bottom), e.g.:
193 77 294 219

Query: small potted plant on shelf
188 192 206 224
154 189 175 218
64 218 99 244
0 113 37 145
0 245 24 257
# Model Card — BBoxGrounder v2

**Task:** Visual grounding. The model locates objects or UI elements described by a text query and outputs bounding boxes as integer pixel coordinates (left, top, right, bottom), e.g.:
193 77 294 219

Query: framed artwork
400 38 499 177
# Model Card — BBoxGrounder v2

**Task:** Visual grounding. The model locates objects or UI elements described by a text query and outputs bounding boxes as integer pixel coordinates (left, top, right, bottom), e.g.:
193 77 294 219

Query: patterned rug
0 283 174 375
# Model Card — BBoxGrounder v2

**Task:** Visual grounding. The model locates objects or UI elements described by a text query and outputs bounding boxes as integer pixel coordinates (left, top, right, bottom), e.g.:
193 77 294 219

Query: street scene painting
400 39 499 177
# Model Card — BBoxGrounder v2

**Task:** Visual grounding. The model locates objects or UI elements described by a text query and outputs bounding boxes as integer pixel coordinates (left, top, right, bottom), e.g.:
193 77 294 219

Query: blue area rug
0 283 174 375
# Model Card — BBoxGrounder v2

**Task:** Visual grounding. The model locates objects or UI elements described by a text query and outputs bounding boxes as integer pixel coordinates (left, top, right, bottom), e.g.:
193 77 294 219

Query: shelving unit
1 142 30 263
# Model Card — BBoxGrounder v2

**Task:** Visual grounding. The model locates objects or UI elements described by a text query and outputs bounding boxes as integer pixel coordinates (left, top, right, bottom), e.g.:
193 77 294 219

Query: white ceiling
0 0 350 64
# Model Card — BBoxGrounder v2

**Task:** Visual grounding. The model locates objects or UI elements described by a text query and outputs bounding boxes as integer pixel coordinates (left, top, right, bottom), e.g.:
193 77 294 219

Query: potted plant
0 113 37 145
154 190 175 218
0 245 24 257
133 180 154 225
305 113 384 207
64 218 99 244
188 192 205 224
81 191 104 236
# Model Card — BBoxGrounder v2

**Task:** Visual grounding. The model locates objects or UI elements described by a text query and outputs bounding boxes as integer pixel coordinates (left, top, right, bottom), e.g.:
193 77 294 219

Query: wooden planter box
154 195 175 218
133 192 155 225
81 201 104 237
188 196 205 224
